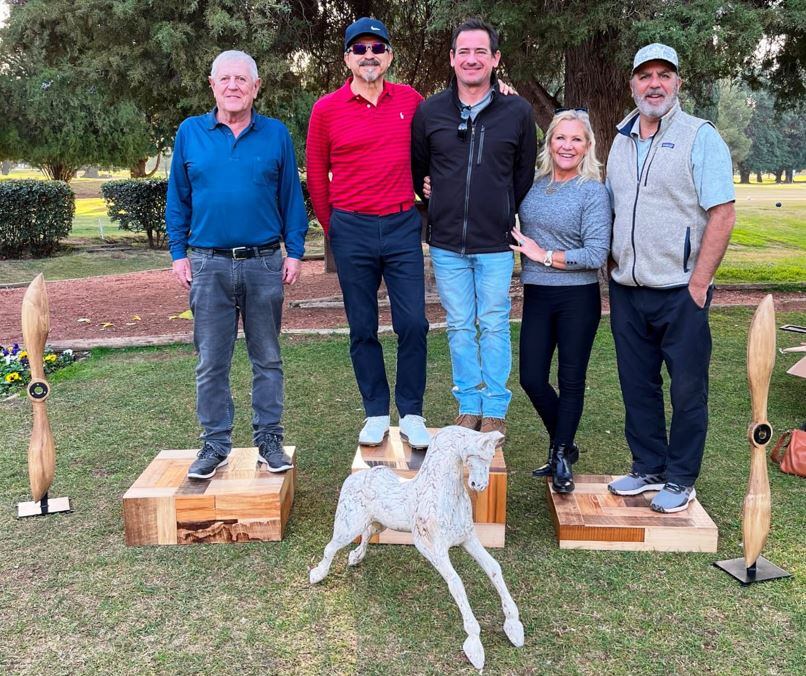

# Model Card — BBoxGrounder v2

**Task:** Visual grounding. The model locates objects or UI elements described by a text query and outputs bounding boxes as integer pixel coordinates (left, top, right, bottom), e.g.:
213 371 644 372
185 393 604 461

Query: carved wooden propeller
17 274 71 517
715 294 789 584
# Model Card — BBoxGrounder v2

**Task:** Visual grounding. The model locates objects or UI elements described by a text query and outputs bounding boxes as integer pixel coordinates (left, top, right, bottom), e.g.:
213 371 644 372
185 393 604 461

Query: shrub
1 343 78 397
102 179 167 249
0 180 74 258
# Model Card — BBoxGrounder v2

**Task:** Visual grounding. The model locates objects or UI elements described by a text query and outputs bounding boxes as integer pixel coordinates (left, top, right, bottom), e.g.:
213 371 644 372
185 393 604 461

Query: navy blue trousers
609 280 713 485
329 207 428 417
519 283 601 448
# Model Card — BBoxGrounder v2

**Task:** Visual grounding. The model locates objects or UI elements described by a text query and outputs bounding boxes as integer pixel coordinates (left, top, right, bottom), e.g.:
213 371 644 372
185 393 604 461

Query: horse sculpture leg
310 491 372 584
462 533 524 647
414 535 485 670
348 521 383 567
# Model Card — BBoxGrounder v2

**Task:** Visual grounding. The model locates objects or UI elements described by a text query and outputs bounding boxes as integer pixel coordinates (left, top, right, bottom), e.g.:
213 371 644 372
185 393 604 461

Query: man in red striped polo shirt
306 17 431 450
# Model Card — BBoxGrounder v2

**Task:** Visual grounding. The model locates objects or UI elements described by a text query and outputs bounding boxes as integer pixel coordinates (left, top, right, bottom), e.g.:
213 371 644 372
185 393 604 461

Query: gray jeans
189 248 284 455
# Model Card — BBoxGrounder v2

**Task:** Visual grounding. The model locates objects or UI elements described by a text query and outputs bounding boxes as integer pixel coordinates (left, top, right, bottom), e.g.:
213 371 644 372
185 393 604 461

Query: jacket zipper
476 126 485 165
630 134 656 286
461 124 476 254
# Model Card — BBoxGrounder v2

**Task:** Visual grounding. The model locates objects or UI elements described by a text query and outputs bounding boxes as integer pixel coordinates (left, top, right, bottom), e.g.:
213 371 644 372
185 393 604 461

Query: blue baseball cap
344 17 391 51
633 43 679 73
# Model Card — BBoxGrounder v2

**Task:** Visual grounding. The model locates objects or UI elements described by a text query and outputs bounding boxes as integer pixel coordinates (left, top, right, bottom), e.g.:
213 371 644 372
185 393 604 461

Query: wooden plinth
123 446 296 546
547 474 718 552
351 428 507 548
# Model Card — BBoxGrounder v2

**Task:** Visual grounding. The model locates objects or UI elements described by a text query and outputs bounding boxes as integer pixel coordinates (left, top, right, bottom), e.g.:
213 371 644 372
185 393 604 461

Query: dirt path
1 261 804 349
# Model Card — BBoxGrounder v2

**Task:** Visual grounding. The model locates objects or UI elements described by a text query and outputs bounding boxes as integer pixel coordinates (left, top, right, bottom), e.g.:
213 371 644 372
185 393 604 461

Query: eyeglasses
348 42 389 55
554 107 589 114
457 106 472 141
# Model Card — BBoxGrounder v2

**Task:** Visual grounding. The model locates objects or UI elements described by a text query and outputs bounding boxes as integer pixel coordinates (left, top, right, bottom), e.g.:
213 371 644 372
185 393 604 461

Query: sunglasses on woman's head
554 107 589 114
348 43 389 55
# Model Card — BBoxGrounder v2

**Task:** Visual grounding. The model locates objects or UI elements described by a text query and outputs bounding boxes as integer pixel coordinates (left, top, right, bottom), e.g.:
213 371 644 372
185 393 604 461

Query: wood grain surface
547 474 718 552
123 446 296 546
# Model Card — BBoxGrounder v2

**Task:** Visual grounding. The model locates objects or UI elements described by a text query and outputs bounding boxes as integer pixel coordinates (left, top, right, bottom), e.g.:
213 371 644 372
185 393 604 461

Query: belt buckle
231 246 249 260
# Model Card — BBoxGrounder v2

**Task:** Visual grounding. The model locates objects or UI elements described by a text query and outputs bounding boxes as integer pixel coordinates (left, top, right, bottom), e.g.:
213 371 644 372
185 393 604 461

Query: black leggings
519 283 601 447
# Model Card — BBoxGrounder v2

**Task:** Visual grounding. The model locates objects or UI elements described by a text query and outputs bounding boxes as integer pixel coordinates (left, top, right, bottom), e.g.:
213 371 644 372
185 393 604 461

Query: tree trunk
756 171 763 183
130 156 161 178
40 163 77 182
1 161 13 175
564 29 631 170
738 164 750 183
785 168 794 183
775 168 784 183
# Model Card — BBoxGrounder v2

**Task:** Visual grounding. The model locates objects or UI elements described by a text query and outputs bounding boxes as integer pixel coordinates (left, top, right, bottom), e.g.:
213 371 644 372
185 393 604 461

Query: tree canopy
1 0 803 168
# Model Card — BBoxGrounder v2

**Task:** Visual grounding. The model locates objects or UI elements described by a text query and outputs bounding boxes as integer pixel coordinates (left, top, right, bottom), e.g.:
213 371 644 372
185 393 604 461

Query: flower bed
1 343 77 397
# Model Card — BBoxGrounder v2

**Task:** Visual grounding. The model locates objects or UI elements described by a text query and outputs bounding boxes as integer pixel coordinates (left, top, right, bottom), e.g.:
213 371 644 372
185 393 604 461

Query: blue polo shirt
166 109 308 261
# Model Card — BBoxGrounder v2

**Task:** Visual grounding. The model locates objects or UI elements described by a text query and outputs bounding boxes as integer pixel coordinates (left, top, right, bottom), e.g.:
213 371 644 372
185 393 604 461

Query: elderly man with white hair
166 50 308 480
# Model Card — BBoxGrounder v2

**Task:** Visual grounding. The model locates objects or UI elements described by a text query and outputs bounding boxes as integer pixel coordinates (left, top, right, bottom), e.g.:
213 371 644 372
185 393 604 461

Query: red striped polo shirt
306 78 423 233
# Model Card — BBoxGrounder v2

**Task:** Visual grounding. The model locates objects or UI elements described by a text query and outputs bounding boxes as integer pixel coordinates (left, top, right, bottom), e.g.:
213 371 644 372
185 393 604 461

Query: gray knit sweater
518 175 611 286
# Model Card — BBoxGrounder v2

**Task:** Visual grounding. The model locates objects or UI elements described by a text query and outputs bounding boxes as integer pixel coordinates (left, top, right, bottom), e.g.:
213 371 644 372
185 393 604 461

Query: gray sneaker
608 472 666 496
187 443 229 480
258 433 293 473
650 483 696 513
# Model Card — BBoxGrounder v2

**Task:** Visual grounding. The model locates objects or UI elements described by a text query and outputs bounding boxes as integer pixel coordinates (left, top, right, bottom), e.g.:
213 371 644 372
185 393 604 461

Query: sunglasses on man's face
348 42 389 55
457 106 472 141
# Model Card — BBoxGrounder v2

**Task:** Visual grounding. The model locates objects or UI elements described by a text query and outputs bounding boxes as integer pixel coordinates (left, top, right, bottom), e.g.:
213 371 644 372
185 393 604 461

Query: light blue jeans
430 247 514 418
189 248 285 456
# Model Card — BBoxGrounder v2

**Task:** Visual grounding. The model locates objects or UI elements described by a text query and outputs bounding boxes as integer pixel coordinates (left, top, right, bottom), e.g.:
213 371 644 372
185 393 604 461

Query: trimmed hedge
102 179 167 249
0 180 74 258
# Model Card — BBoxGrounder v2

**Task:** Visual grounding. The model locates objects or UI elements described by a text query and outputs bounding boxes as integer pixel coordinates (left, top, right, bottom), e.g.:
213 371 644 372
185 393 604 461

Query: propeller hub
27 379 50 401
749 422 773 447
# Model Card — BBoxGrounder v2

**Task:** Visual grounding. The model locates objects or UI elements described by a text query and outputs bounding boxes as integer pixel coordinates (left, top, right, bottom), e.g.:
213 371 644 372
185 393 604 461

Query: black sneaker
187 443 229 480
258 433 293 473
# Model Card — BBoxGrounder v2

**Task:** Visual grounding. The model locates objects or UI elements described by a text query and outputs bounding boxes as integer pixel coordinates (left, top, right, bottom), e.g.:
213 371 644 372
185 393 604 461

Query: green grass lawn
1 311 804 673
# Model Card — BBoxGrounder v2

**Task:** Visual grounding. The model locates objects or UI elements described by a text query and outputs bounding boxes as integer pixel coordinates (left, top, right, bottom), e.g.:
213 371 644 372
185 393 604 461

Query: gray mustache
359 59 380 66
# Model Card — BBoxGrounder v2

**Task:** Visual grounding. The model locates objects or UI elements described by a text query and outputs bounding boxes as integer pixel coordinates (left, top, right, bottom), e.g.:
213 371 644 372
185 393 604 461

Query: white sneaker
359 415 390 446
399 414 431 450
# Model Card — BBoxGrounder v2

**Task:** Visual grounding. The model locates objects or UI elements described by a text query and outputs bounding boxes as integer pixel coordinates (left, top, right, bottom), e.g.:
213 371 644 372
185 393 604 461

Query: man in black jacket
412 18 537 441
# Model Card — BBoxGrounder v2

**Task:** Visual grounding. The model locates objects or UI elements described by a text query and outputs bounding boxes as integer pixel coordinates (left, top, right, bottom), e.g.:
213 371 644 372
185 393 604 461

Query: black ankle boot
531 444 553 477
533 442 579 478
551 444 575 493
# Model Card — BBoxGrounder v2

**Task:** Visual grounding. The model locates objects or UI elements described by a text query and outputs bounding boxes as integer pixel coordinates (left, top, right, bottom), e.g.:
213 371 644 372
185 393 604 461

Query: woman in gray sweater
511 109 611 494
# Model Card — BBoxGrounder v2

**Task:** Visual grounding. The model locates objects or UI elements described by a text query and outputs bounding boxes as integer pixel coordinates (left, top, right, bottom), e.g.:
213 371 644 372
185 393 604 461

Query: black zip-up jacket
411 79 537 254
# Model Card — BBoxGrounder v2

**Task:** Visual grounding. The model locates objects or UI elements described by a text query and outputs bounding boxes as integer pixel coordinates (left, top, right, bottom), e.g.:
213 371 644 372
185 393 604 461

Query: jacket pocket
683 226 691 272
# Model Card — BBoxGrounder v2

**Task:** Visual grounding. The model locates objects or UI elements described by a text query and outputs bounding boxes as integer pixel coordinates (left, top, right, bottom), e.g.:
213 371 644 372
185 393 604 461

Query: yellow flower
44 354 57 363
4 372 21 383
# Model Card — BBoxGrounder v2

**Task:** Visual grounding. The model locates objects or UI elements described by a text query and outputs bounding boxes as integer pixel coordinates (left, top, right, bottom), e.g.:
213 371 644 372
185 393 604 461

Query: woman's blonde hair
535 109 602 183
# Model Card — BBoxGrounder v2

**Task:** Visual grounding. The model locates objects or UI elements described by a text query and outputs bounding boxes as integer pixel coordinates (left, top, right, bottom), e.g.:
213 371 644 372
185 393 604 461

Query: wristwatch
543 249 554 267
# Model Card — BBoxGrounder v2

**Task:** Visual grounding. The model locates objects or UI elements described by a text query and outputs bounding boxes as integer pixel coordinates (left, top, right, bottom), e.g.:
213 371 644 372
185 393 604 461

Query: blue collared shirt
166 109 308 260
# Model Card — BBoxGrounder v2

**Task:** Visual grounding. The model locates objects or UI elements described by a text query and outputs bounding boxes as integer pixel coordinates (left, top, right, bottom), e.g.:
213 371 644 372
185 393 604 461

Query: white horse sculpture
310 426 524 670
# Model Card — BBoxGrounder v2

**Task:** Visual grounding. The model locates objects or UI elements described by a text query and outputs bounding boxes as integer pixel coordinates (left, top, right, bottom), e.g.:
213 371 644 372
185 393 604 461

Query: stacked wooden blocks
123 446 296 545
546 474 718 552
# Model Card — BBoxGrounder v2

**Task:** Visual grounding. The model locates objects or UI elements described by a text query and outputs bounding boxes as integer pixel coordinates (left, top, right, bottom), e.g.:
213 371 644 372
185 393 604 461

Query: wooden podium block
351 428 507 548
123 446 296 546
547 474 718 552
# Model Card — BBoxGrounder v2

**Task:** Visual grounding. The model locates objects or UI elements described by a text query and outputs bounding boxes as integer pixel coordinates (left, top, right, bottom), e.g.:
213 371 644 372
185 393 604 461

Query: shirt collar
341 77 393 103
206 107 258 130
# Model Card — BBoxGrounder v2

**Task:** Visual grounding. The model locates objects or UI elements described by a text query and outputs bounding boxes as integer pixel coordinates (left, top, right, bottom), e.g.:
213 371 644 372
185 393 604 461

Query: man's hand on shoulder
498 81 519 96
172 258 192 290
283 257 302 285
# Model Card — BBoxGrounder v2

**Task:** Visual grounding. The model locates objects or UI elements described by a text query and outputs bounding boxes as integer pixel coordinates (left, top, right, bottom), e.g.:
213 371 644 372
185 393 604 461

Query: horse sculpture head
430 426 503 493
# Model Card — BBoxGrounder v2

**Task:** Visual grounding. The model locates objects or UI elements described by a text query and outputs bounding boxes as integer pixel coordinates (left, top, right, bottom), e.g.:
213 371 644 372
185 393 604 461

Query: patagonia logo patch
661 142 675 148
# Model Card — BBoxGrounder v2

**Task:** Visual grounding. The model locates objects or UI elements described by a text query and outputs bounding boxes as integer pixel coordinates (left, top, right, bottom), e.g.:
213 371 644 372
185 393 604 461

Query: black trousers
609 281 713 486
519 283 601 448
329 207 429 417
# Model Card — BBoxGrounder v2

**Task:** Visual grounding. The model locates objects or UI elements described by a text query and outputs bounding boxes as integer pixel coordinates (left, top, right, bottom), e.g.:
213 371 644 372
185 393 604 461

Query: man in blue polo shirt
166 50 308 480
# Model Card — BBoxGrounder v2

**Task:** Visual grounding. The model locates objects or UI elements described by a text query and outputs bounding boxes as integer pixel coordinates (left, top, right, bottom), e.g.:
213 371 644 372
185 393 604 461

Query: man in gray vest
606 44 735 512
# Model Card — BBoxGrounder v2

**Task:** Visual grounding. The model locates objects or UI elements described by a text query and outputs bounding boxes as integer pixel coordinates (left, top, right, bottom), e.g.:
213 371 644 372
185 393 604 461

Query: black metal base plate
17 496 72 518
714 556 791 586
